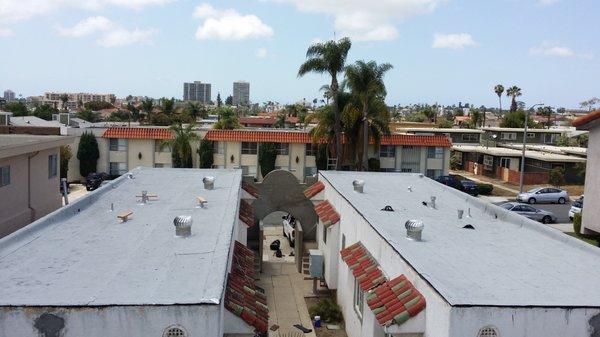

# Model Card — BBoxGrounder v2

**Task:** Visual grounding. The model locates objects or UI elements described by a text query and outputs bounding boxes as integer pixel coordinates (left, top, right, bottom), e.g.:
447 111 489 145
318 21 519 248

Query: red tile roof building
314 200 340 228
102 127 173 140
340 242 386 292
366 275 426 327
304 181 325 199
224 241 268 334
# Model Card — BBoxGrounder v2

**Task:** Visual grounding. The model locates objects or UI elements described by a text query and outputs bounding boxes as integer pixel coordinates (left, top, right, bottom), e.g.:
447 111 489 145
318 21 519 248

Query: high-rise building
3 90 15 102
233 81 250 106
183 81 211 104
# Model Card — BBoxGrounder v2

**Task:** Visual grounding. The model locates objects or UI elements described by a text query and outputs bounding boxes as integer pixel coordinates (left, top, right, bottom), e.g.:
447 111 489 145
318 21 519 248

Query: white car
282 213 296 247
569 196 584 221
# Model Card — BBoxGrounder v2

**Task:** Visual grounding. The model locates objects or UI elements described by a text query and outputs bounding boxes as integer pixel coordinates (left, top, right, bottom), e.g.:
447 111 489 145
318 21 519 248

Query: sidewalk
451 170 519 196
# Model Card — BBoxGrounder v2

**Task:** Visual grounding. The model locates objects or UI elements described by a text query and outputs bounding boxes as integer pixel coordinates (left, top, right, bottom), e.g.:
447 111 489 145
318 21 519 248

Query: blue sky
0 0 598 109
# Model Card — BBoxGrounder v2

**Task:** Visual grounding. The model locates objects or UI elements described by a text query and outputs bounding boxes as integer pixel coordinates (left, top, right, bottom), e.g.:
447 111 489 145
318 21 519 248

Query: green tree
5 101 28 116
225 95 233 106
469 108 483 128
298 37 352 170
76 109 99 123
83 101 113 111
77 132 100 177
107 110 130 122
500 110 537 128
141 98 155 122
197 139 214 168
59 94 69 111
574 162 586 180
185 102 207 121
161 123 199 168
33 104 58 121
213 107 242 129
60 145 72 180
217 93 222 107
150 112 172 126
258 142 277 177
556 134 573 147
537 106 554 129
506 86 522 112
436 116 453 128
549 167 566 187
344 60 393 170
160 97 176 115
494 84 504 113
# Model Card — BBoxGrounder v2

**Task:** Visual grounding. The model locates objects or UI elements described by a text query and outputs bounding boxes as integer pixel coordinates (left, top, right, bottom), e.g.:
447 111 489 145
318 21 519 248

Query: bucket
314 316 321 328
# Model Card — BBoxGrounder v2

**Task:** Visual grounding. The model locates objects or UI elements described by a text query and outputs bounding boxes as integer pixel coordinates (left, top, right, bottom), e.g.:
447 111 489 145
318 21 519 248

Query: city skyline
1 1 599 108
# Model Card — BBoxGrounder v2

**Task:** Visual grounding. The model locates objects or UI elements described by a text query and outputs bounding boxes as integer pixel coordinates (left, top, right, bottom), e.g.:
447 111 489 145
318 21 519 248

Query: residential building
183 81 211 103
573 109 600 234
481 127 570 145
233 81 250 106
239 114 299 128
309 171 600 337
398 128 483 145
42 92 116 110
3 89 15 101
0 134 73 238
0 168 268 337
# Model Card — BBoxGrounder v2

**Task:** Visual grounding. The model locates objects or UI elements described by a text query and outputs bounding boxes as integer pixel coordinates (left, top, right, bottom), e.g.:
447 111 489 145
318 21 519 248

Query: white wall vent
163 325 187 337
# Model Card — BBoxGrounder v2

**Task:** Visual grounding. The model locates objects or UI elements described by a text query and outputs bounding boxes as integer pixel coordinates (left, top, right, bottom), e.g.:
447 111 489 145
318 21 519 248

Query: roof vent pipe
467 208 472 217
174 215 193 237
140 190 149 204
405 220 424 241
430 196 436 209
353 180 365 193
203 176 215 190
407 186 413 192
457 209 464 220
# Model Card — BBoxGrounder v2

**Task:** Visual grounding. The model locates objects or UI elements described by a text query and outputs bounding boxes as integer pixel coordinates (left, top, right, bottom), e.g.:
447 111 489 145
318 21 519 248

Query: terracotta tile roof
205 129 452 147
239 199 255 227
572 109 600 128
366 275 426 327
241 181 259 198
314 200 340 228
340 242 386 292
102 127 173 140
239 116 276 125
225 241 268 333
304 181 325 199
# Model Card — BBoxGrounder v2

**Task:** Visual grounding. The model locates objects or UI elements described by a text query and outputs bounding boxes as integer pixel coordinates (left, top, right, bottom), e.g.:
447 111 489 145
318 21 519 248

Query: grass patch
565 232 600 246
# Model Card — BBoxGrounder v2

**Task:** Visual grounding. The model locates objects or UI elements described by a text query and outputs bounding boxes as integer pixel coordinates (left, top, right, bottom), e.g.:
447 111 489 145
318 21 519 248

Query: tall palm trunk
331 76 342 170
498 96 502 114
362 99 369 171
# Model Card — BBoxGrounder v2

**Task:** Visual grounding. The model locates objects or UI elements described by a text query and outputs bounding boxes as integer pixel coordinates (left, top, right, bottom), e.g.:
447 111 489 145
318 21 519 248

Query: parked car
501 202 557 224
85 172 109 191
569 195 584 221
516 187 569 204
435 175 479 196
282 213 296 247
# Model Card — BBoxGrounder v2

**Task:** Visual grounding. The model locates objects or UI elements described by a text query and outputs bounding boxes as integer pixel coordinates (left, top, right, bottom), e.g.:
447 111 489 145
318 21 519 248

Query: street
490 200 573 224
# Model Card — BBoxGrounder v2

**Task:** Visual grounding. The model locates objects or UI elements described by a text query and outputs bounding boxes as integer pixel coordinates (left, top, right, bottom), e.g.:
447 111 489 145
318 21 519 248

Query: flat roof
9 116 62 127
453 145 586 163
481 127 568 133
320 171 600 307
500 143 587 157
0 134 74 159
397 128 483 134
0 167 242 306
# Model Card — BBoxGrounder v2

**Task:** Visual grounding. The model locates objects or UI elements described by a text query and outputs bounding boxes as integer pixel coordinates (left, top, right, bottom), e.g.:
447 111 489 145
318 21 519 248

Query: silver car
501 202 557 224
516 187 569 204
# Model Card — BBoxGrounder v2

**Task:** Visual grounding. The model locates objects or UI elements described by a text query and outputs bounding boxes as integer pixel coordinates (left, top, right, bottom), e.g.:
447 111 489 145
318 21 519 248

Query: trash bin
314 316 321 328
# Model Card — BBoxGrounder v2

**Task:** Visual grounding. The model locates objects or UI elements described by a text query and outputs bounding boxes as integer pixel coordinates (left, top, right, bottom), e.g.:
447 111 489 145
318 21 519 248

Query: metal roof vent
203 176 215 190
140 190 149 204
430 196 437 209
407 186 413 192
405 220 424 241
173 215 193 237
457 209 464 219
353 179 365 193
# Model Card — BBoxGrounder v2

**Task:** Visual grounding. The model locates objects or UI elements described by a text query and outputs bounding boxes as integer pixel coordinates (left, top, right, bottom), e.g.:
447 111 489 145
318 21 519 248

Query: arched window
478 326 499 337
163 326 186 337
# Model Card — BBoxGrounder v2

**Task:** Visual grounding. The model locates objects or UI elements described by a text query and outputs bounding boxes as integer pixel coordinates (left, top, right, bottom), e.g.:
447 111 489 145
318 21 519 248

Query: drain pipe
28 151 39 222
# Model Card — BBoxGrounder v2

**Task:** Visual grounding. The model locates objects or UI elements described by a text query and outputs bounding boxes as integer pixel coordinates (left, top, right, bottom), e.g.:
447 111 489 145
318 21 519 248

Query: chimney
174 215 193 237
203 176 215 190
430 196 436 209
405 220 424 241
353 180 365 193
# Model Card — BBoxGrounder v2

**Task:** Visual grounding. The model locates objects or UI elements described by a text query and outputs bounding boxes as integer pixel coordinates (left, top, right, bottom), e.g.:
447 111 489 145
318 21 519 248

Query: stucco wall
128 139 154 168
66 129 109 182
582 127 600 233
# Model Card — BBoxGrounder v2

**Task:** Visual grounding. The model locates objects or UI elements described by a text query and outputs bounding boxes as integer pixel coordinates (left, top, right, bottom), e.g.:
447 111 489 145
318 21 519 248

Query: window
212 141 224 154
109 138 127 151
155 140 170 152
544 133 558 143
109 162 127 176
400 168 413 173
461 133 479 142
379 145 395 158
426 169 442 179
427 147 444 159
305 143 316 156
48 154 58 178
276 143 289 155
241 165 257 176
0 166 10 187
500 132 517 141
163 326 187 337
477 326 499 337
483 155 494 167
241 142 257 154
353 278 364 319
500 157 511 169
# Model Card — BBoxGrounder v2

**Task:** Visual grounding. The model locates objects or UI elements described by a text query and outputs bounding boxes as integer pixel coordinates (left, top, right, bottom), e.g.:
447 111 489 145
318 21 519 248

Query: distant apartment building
183 81 211 103
3 89 15 102
42 92 116 110
233 81 250 106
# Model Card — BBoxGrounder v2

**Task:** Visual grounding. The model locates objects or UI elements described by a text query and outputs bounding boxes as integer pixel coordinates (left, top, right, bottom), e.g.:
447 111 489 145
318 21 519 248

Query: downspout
28 151 40 222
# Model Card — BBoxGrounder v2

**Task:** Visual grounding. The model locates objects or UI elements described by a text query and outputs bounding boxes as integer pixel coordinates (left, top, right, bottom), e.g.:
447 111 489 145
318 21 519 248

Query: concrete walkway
258 261 317 337
451 170 521 195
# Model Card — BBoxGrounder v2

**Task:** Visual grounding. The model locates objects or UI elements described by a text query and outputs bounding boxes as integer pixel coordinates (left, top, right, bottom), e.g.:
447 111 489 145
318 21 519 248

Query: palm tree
59 94 69 111
494 84 504 114
161 122 199 168
298 37 352 170
141 98 154 123
506 86 522 112
185 102 207 122
344 60 393 171
213 107 242 130
161 97 175 115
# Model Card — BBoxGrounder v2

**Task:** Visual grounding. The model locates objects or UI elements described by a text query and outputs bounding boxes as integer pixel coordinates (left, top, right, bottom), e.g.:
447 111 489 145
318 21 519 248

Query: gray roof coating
320 171 600 307
0 167 242 306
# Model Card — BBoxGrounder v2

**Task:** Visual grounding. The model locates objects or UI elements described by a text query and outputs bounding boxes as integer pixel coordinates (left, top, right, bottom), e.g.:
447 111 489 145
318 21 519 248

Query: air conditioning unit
309 249 323 278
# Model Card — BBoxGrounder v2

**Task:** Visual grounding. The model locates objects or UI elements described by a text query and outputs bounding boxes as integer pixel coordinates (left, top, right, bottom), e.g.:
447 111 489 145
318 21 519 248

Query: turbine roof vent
353 179 365 193
174 215 193 237
203 176 215 190
405 219 424 241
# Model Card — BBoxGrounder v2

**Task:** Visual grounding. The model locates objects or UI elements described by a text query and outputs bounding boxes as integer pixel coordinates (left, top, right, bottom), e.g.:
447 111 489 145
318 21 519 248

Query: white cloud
262 0 442 41
193 4 273 40
529 41 594 60
57 16 156 47
0 27 12 37
256 47 268 58
432 33 476 50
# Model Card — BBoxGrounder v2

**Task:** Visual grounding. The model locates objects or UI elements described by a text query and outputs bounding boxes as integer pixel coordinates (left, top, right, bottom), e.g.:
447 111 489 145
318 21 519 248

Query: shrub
77 132 99 177
308 298 343 323
368 157 380 171
450 152 462 170
258 142 277 178
549 167 566 187
197 139 214 169
477 183 494 195
573 213 582 234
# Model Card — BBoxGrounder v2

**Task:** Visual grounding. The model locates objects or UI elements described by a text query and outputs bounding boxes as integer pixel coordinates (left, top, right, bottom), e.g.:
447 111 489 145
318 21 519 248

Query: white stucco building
308 171 600 337
0 168 267 337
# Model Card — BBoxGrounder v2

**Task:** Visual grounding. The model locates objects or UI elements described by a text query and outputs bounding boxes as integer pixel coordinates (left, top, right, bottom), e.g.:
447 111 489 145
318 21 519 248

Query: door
519 205 541 221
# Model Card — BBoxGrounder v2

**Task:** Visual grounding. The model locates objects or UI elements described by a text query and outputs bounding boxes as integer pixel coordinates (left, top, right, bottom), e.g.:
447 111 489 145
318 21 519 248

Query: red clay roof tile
102 127 173 140
572 109 600 128
241 182 260 198
304 181 325 199
314 200 340 227
340 242 386 292
366 274 426 327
